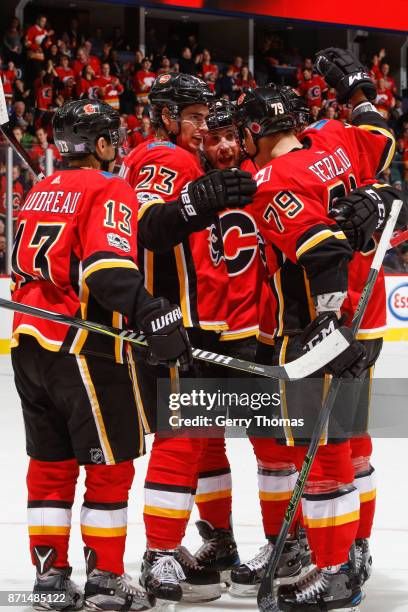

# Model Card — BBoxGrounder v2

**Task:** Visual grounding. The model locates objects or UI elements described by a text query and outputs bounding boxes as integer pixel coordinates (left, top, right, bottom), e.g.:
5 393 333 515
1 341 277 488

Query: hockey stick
0 297 351 381
0 78 45 180
390 227 408 248
257 199 403 612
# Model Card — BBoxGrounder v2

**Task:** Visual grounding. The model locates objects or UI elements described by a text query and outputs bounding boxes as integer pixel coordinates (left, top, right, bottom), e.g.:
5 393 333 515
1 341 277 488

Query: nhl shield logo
90 448 104 464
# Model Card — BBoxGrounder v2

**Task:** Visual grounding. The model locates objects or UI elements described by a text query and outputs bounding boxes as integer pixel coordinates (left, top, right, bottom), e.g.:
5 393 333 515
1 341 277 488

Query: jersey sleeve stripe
137 198 165 220
296 229 347 260
82 259 138 282
357 124 396 173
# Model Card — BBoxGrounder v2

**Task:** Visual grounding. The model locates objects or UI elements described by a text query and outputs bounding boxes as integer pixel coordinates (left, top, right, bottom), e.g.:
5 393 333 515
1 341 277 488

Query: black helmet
206 99 235 131
149 72 214 127
235 85 296 141
276 85 310 130
53 99 121 158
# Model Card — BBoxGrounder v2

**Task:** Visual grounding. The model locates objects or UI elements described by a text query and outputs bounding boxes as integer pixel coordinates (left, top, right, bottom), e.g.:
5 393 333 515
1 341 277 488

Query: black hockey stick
0 297 352 380
257 199 403 612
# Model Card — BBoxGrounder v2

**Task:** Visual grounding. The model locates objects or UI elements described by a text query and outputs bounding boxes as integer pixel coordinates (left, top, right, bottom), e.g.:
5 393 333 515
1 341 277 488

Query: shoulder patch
137 191 164 205
147 141 176 150
305 119 329 131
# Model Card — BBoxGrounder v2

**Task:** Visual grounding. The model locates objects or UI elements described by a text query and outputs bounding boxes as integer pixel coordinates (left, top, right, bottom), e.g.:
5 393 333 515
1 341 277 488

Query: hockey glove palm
138 298 193 371
314 47 376 104
329 184 408 251
178 168 257 223
301 312 367 378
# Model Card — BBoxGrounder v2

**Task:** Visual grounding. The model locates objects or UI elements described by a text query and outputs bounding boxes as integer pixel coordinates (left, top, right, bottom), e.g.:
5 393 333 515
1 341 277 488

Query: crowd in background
0 12 407 272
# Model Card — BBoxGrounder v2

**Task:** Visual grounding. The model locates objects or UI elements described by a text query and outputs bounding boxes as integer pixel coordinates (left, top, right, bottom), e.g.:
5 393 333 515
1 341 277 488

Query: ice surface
1 343 407 610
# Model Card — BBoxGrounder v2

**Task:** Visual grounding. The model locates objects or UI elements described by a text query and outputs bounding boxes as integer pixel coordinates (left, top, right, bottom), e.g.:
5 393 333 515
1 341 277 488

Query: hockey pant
27 458 134 574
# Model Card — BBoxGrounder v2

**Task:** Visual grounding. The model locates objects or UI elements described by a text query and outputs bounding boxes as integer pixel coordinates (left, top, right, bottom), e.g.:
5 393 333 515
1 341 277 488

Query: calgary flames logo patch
83 103 96 114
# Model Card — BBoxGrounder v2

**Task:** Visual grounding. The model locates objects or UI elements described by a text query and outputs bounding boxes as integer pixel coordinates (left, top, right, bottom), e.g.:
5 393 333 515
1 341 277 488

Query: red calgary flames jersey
11 169 140 362
121 139 230 330
299 119 395 338
250 118 395 337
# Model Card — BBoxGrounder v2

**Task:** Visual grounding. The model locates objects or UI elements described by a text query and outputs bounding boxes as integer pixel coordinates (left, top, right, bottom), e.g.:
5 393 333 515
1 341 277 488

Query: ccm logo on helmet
388 283 408 322
151 307 183 332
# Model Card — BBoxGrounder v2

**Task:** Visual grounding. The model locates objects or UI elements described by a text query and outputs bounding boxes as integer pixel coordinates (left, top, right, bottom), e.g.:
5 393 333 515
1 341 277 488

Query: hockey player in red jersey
120 74 257 605
10 99 194 611
229 49 402 611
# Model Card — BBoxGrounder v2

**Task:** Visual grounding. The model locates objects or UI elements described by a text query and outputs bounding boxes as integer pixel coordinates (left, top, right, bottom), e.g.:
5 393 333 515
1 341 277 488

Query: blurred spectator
134 58 156 104
178 47 197 75
31 127 62 168
381 63 397 94
95 63 124 109
384 245 408 273
157 57 172 75
131 116 154 147
216 66 239 99
24 15 55 82
35 73 54 113
127 102 146 131
375 77 395 118
236 66 257 92
2 18 23 64
9 101 27 130
108 49 122 78
0 235 6 274
0 59 18 107
0 219 5 235
229 56 244 80
0 166 24 226
90 27 105 57
110 26 129 52
55 55 75 85
298 68 327 108
200 49 218 89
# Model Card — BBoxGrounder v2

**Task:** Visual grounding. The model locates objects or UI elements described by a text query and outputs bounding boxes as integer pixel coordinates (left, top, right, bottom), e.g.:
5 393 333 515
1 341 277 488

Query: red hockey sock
81 461 134 575
195 438 232 529
144 435 207 549
27 458 79 568
351 436 376 539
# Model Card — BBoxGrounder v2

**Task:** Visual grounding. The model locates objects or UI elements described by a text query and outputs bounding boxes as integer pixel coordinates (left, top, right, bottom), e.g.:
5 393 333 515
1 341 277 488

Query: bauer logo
388 283 408 321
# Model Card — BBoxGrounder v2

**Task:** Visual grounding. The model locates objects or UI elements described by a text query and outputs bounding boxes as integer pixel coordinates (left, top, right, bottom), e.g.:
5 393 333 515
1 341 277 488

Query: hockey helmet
206 99 235 132
149 72 214 127
235 85 296 142
53 99 121 158
276 85 310 130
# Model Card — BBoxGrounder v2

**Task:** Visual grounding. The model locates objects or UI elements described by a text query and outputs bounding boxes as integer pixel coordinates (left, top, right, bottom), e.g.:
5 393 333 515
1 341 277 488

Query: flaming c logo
83 104 96 114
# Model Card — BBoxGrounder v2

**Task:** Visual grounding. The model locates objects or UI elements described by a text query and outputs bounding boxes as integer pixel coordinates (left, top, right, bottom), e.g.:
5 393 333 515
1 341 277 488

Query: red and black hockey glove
177 168 257 222
329 184 408 251
314 47 376 104
137 298 193 371
300 312 367 378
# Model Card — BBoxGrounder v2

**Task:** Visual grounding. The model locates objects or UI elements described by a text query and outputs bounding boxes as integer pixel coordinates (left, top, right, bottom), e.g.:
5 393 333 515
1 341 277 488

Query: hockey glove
138 298 193 371
329 184 408 251
177 168 257 222
314 47 376 104
300 312 367 378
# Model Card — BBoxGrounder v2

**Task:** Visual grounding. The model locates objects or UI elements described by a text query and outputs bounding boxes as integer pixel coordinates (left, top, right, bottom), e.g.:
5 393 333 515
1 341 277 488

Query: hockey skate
229 538 302 597
32 546 82 611
353 539 372 586
83 547 154 611
194 519 240 585
140 547 221 606
277 563 363 611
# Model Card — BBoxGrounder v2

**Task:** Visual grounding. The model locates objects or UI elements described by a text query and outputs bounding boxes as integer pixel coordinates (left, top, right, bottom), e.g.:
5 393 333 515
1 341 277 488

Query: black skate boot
32 546 82 611
353 539 372 586
278 563 363 611
140 549 184 606
175 546 222 602
298 527 313 572
83 547 154 611
230 538 302 597
194 519 241 585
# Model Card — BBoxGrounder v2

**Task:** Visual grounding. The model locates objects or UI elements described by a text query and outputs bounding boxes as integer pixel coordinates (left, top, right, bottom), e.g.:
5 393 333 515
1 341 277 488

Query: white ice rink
1 343 408 611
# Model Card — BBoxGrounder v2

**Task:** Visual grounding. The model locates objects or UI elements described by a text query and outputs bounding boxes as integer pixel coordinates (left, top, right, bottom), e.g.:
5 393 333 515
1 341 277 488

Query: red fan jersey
25 25 48 52
31 144 62 167
0 176 24 221
249 117 395 337
94 76 124 110
298 75 328 108
36 84 53 111
11 169 141 362
55 66 75 84
120 140 230 330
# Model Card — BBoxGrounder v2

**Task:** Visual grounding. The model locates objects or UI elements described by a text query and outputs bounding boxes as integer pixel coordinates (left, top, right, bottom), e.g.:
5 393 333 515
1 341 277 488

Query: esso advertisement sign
385 276 408 327
388 282 408 322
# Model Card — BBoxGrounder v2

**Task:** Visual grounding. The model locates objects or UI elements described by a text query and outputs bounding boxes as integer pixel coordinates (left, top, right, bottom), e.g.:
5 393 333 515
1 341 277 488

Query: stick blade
257 583 281 612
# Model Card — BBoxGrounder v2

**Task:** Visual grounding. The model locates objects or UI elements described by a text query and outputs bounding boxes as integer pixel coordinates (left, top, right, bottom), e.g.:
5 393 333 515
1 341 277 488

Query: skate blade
155 599 177 611
229 583 260 598
181 582 222 603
